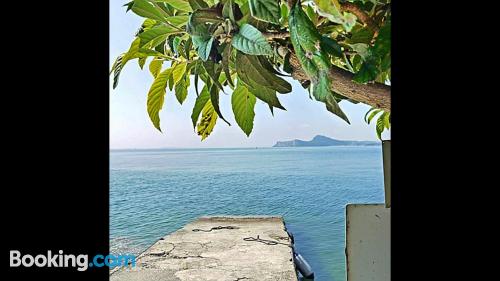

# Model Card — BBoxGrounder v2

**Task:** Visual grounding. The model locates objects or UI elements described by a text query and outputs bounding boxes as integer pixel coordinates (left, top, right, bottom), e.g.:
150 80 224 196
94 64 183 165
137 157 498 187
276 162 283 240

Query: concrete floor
111 216 298 281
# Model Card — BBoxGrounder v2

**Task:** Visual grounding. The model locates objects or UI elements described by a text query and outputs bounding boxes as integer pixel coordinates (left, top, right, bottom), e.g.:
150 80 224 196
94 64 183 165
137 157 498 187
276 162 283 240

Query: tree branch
287 49 390 112
340 2 379 34
280 1 390 111
263 32 290 40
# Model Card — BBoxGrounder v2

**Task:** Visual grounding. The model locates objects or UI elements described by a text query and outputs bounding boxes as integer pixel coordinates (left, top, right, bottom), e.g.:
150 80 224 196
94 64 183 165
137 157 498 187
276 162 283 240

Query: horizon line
110 136 380 151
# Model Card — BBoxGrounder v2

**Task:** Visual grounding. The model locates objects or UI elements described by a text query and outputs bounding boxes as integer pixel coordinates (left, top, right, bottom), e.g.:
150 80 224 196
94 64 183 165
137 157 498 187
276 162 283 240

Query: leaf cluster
111 0 391 139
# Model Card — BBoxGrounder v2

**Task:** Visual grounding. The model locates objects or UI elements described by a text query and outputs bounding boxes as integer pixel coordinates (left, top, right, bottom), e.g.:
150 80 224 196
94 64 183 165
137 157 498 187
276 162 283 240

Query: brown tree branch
287 50 390 112
263 32 290 40
279 1 390 111
340 2 379 34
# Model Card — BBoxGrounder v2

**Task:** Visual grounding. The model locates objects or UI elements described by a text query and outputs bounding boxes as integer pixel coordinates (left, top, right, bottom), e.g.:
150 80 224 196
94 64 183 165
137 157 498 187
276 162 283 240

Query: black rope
243 235 291 247
192 226 239 232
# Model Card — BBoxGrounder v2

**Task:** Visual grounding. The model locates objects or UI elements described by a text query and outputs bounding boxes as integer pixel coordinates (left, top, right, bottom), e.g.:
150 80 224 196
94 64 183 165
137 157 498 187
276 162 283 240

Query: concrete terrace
110 216 298 281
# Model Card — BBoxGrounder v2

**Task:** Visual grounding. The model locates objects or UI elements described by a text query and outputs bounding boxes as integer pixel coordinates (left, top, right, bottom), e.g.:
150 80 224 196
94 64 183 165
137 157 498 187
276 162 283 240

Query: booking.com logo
9 250 136 271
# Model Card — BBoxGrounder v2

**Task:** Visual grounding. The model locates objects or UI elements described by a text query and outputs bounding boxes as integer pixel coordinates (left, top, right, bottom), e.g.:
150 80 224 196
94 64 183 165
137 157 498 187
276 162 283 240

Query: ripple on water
110 146 384 281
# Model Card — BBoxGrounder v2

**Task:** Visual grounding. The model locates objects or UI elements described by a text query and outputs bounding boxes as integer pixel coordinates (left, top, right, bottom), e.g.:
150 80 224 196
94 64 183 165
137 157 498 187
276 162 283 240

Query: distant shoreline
273 135 379 147
111 135 380 151
110 145 380 152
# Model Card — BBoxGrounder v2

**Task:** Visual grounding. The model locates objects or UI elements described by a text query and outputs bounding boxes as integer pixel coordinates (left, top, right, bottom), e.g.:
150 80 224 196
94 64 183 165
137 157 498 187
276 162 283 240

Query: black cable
192 226 239 232
243 235 292 247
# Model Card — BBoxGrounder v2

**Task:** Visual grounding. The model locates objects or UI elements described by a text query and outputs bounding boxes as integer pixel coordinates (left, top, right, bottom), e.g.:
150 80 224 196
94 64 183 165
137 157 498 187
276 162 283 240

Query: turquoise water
110 146 384 280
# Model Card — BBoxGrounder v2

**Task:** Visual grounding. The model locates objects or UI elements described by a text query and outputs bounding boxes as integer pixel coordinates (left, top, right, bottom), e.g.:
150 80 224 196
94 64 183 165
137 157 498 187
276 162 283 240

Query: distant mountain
273 135 378 147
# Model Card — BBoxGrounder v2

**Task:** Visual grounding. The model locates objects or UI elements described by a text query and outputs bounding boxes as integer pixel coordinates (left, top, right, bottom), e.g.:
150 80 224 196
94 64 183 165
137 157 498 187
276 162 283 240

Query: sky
109 0 389 149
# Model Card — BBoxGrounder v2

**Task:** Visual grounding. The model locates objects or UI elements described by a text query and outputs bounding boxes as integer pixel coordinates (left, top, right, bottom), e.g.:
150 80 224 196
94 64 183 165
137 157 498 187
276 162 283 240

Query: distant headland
272 135 378 147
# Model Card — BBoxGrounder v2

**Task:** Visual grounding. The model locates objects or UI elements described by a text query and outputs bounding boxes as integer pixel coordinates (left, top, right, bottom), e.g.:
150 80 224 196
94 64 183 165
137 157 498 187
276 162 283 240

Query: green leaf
305 4 318 25
209 84 231 125
205 0 216 6
138 57 147 69
189 8 224 28
135 48 165 59
111 54 124 89
367 109 382 124
124 1 134 12
232 81 256 136
147 67 173 131
175 74 190 104
221 44 234 87
353 59 378 83
376 114 385 140
222 0 235 22
280 3 289 25
188 0 208 10
110 54 122 75
123 37 141 63
166 15 189 27
196 100 218 140
232 24 273 56
236 1 252 25
131 0 168 23
348 26 375 44
320 36 343 57
353 19 391 83
193 35 214 61
248 0 281 24
138 26 178 48
310 72 349 123
325 94 350 124
157 0 192 12
349 43 370 60
184 37 192 60
374 19 391 72
268 104 274 116
168 71 175 91
156 1 175 16
141 18 158 30
364 108 376 123
314 0 356 32
149 58 163 78
172 37 182 55
235 52 292 94
112 38 141 89
373 19 391 59
283 52 292 73
383 112 391 129
257 55 287 77
202 60 225 92
241 79 285 110
191 85 210 128
194 73 200 95
311 73 330 102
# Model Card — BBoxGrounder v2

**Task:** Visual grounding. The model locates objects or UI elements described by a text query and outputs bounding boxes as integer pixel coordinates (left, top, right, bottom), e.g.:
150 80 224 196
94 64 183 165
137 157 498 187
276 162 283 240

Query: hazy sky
109 0 389 149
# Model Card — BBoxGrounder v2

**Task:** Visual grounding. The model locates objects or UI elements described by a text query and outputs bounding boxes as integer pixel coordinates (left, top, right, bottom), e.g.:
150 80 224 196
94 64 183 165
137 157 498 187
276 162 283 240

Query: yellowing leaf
138 26 179 48
171 62 187 85
147 68 173 131
196 100 218 140
149 58 163 78
175 74 190 104
112 38 141 89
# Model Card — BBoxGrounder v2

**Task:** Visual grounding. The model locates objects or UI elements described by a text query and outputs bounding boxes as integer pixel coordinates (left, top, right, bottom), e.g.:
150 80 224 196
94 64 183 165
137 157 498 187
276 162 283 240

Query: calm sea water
110 146 384 281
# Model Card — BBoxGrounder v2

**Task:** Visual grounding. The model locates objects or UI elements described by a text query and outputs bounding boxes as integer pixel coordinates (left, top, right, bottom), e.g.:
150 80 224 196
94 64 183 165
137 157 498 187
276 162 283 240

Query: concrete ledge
111 216 298 281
